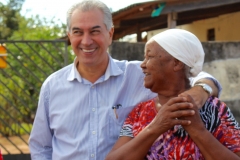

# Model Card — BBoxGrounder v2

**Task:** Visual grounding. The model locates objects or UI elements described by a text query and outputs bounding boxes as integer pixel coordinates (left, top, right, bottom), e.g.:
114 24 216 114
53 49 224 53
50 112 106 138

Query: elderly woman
106 29 240 160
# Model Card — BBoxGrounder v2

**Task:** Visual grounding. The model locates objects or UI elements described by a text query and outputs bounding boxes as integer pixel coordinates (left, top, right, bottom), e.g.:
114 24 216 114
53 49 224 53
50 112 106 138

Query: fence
0 40 72 158
1 40 240 158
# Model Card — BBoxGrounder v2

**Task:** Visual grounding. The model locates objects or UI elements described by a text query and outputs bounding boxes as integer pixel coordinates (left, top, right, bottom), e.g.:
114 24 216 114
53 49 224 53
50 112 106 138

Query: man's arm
185 71 222 108
191 71 221 97
29 82 53 160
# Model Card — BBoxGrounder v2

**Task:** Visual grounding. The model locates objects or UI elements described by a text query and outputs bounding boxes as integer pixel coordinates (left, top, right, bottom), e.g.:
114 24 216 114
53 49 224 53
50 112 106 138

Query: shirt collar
67 57 82 82
67 55 123 82
104 55 123 81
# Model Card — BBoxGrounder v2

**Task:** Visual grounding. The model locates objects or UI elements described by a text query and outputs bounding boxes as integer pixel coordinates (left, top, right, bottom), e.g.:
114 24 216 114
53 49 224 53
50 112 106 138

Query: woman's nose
141 59 146 69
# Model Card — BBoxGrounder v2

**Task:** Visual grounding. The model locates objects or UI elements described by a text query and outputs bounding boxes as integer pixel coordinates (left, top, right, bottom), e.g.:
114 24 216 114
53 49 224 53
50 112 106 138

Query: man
29 0 221 159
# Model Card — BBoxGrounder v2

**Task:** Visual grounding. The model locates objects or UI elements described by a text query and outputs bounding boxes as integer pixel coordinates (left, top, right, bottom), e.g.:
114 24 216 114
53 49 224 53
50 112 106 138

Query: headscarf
151 29 205 77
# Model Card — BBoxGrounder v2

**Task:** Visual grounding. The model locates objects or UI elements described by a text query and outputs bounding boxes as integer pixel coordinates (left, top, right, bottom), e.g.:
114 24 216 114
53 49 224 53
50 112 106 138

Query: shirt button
92 108 95 112
91 154 95 157
92 131 96 135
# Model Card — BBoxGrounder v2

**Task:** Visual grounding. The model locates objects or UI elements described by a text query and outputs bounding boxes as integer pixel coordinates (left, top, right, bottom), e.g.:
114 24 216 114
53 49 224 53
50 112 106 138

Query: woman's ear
173 59 185 71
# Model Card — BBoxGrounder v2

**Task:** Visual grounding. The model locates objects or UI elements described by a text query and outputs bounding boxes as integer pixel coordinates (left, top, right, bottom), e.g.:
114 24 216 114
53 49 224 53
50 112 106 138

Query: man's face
141 39 174 93
67 8 114 67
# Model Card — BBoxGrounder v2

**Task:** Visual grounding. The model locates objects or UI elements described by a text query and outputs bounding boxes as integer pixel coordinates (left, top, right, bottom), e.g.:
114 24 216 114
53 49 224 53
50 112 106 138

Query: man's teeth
82 49 95 52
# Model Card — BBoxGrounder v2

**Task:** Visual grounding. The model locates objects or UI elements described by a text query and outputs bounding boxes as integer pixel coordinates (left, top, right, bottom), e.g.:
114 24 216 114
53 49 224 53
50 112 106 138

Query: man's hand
180 86 209 109
183 78 219 109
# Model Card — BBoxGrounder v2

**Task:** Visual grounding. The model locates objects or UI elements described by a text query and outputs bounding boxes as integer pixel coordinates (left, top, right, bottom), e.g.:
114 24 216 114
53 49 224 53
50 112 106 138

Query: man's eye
73 31 81 35
91 30 100 34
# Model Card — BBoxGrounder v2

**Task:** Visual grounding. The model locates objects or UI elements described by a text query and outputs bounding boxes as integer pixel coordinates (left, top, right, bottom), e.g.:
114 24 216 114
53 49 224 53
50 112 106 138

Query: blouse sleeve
210 97 240 153
119 104 141 138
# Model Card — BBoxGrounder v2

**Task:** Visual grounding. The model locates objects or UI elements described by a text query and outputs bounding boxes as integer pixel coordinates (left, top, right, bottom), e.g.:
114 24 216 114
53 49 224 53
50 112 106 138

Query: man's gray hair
66 0 113 32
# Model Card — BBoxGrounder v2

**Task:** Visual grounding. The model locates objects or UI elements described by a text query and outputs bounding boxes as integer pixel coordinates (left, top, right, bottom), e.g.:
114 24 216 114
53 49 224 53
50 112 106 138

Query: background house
112 0 240 42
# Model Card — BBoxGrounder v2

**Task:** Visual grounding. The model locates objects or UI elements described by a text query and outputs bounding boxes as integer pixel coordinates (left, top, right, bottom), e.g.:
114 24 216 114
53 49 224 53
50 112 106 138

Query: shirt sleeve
189 71 222 97
29 81 53 160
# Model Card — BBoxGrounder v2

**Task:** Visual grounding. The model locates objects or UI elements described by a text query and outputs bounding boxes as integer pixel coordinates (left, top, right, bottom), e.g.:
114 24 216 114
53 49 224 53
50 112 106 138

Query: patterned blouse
119 97 240 160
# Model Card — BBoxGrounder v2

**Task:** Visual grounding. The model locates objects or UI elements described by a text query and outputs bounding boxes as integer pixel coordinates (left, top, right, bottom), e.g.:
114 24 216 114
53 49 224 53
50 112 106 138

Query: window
207 28 215 41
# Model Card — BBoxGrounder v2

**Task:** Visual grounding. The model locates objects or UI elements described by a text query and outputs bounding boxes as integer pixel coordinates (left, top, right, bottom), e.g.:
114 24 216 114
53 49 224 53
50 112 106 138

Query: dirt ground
0 134 30 155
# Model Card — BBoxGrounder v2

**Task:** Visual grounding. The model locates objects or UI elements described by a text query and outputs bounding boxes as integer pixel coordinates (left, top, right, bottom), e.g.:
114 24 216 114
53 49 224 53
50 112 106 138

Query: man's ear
67 32 71 42
173 59 185 71
108 27 114 45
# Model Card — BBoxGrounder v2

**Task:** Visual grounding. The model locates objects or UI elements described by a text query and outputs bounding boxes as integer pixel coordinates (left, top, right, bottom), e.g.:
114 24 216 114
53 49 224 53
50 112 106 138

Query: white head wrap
151 29 205 77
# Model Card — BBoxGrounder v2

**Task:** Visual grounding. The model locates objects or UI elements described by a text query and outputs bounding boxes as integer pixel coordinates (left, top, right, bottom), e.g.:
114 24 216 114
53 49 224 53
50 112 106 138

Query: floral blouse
120 97 240 160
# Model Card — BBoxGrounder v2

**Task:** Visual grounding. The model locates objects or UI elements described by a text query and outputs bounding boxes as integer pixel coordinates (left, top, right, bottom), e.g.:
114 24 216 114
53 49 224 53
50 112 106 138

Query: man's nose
82 34 93 46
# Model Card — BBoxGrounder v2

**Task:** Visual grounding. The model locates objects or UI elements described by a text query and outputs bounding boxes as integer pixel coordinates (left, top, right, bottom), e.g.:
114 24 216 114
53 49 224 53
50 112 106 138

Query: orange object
0 44 7 68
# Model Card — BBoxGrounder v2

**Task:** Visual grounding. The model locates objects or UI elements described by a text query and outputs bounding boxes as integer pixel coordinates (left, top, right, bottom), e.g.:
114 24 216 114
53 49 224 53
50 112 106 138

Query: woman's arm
105 128 163 160
187 129 240 160
106 97 194 160
181 94 240 160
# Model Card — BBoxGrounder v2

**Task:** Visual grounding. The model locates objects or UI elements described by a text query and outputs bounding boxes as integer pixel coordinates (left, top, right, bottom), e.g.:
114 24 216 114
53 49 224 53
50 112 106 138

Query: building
112 0 240 42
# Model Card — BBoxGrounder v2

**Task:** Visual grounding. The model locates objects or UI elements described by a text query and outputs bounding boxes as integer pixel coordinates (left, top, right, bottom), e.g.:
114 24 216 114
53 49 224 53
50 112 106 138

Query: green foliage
0 122 32 136
9 15 67 40
0 1 75 136
0 0 25 39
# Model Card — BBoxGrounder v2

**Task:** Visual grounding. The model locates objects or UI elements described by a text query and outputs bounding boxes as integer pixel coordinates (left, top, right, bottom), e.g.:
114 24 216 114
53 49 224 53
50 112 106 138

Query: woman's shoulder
135 98 156 111
203 96 225 110
128 98 157 120
201 96 240 130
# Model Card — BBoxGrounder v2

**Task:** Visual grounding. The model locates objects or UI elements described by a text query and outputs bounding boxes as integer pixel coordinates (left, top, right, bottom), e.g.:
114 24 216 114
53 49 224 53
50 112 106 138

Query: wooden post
168 12 178 29
137 23 142 42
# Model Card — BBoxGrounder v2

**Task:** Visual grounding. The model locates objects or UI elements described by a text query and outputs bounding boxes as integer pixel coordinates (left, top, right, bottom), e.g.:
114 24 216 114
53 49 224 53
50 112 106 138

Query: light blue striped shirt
29 56 221 160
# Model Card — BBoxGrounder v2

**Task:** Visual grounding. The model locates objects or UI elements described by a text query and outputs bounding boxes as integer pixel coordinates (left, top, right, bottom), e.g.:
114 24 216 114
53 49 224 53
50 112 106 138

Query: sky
18 0 152 24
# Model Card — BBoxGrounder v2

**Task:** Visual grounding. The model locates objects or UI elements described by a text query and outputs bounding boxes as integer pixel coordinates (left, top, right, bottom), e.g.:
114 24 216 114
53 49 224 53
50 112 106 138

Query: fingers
179 90 204 109
170 101 193 111
154 96 198 129
175 118 191 126
171 109 195 119
166 97 189 106
159 98 195 126
163 99 194 115
178 93 194 103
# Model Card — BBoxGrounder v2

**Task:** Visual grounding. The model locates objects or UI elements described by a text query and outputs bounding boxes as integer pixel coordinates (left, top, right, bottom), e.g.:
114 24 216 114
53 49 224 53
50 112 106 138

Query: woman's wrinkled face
140 39 174 93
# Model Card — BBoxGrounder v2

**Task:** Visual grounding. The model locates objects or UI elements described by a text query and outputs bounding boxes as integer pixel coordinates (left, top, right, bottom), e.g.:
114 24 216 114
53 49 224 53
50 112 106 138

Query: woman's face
141 39 174 93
